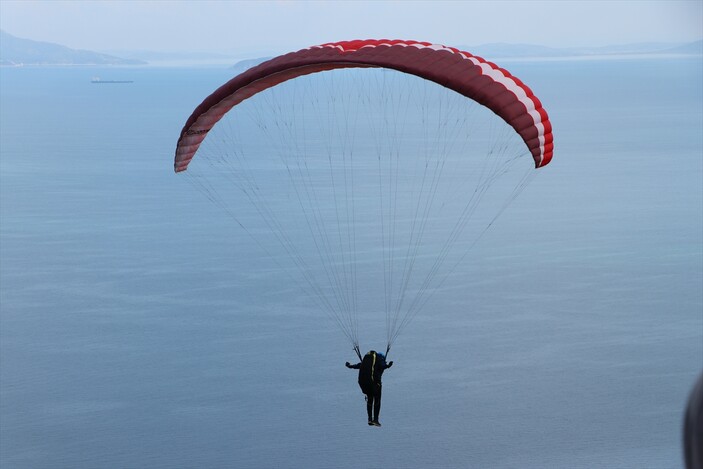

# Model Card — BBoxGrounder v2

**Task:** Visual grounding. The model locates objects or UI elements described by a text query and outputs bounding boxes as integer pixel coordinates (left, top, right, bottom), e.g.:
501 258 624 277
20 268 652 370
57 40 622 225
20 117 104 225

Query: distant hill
3 31 699 67
231 57 273 72
102 49 240 65
464 43 565 58
229 41 703 73
460 40 703 59
0 30 146 66
663 39 703 55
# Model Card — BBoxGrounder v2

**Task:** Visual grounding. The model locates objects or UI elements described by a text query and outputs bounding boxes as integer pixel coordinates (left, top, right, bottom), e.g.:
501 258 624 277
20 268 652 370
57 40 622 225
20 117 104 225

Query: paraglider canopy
175 39 553 173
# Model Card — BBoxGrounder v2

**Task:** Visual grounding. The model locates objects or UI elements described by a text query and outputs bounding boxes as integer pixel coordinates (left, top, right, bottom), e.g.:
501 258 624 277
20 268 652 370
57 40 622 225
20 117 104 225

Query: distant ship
91 77 133 84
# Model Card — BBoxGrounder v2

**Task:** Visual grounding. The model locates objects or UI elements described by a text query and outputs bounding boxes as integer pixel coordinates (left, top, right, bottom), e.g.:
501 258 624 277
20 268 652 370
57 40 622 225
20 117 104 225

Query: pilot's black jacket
347 351 392 394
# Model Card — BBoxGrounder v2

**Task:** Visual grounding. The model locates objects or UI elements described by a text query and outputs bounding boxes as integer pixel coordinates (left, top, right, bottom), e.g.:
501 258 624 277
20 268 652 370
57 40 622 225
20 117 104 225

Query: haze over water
1 56 701 468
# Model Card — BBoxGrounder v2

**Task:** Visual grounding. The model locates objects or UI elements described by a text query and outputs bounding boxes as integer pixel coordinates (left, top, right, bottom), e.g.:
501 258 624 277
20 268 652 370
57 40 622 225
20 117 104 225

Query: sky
1 0 702 57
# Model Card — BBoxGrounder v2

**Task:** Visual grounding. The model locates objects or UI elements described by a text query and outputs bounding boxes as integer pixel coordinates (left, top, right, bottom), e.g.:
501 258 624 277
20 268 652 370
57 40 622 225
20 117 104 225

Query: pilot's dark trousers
365 384 382 421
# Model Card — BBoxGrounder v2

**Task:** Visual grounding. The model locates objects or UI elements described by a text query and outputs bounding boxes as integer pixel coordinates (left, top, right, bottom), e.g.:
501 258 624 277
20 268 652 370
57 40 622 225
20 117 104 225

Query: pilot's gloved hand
387 361 394 367
345 362 352 368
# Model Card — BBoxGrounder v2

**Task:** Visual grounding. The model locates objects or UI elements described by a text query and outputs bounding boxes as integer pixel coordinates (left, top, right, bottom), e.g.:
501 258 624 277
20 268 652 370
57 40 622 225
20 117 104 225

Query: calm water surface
1 58 702 468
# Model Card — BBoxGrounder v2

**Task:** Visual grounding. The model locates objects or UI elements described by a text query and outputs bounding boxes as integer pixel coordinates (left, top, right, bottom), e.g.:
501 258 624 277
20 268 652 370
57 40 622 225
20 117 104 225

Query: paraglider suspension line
353 343 362 361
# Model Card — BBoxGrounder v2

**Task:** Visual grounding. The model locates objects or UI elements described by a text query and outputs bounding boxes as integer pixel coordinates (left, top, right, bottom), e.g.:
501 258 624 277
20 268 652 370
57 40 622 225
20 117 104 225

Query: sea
1 56 701 468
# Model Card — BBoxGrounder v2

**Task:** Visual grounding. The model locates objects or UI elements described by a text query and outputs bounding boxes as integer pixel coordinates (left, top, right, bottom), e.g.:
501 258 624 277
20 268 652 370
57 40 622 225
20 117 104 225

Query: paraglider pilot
346 350 393 426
